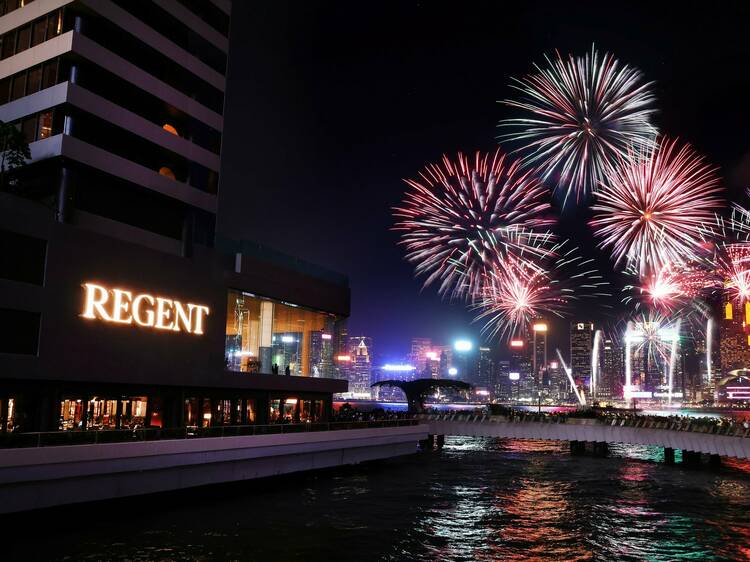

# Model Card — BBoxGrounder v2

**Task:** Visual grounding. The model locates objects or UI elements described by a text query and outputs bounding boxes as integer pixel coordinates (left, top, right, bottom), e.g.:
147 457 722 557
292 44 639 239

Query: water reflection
6 437 750 562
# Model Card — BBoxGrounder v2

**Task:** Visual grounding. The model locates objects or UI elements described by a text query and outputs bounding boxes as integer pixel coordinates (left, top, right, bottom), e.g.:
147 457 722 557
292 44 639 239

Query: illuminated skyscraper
509 338 532 401
570 321 594 391
719 301 750 374
409 337 434 378
476 346 493 390
348 336 373 397
532 320 548 394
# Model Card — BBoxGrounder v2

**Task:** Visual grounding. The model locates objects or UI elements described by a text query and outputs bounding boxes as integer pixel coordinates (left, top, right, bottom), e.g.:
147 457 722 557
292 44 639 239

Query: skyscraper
509 338 532 401
719 301 750 374
476 346 493 390
408 337 433 378
348 336 373 397
532 320 548 395
570 322 594 393
493 359 511 401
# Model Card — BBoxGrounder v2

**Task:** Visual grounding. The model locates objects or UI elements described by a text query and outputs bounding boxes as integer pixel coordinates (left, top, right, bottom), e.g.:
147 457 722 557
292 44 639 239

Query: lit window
158 167 176 180
37 110 52 139
162 124 178 136
726 302 733 320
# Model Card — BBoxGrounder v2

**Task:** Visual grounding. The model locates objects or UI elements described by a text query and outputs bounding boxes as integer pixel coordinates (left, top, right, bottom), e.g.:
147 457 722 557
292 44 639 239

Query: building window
26 64 42 94
37 110 52 139
10 73 26 101
225 289 341 377
31 18 46 47
21 114 37 143
15 25 31 55
0 308 40 355
0 9 64 60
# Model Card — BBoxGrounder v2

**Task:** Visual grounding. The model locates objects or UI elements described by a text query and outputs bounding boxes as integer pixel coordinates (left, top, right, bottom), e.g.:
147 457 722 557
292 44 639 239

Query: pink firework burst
590 137 723 276
473 241 610 340
393 149 554 300
623 262 711 317
699 208 750 304
499 46 657 206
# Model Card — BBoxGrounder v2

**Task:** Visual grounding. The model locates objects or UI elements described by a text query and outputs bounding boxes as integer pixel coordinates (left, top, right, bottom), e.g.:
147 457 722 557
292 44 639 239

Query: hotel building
0 0 349 434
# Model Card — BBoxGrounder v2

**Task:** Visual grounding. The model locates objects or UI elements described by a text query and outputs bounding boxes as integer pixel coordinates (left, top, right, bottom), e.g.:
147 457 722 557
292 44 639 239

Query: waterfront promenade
0 421 427 514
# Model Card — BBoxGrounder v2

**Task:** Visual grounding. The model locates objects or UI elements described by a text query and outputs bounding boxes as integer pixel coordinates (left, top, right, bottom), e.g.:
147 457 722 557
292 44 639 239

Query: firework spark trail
472 240 610 340
590 136 723 276
499 45 657 206
393 149 554 300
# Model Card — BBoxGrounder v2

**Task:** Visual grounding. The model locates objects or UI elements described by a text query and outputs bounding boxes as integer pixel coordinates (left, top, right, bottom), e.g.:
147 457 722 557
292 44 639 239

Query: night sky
217 1 750 361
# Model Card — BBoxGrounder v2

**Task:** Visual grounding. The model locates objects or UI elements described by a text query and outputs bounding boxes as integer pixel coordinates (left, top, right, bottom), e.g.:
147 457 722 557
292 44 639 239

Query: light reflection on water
7 437 750 562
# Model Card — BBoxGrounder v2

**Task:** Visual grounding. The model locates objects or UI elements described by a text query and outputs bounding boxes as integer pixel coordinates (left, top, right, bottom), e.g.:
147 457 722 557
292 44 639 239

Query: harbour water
7 437 750 561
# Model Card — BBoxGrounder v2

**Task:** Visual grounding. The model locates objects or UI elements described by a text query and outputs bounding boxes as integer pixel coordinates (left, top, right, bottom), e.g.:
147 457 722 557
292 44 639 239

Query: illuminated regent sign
81 283 210 335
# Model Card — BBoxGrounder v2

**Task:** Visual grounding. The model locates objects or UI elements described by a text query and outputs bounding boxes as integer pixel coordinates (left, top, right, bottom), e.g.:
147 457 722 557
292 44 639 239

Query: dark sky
217 1 750 361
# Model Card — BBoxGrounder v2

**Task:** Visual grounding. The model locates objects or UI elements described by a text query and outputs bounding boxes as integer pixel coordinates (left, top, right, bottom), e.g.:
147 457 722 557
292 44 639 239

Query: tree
0 120 30 190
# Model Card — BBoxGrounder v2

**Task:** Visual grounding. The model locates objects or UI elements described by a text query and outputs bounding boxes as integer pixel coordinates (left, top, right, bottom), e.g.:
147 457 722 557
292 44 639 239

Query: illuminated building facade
509 338 532 402
532 320 548 396
348 336 373 397
0 1 351 433
719 301 750 374
475 346 493 391
570 322 594 391
408 337 434 378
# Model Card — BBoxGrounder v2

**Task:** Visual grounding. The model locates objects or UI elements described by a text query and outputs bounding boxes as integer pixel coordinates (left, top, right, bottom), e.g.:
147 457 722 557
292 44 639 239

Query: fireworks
699 208 750 304
473 241 610 340
590 137 723 276
499 46 657 205
623 262 710 315
393 149 554 299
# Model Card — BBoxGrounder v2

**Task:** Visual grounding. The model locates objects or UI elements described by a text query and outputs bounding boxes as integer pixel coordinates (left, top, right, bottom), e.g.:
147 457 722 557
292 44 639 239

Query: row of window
11 107 54 144
0 0 31 18
175 0 229 37
0 58 59 104
111 0 227 76
0 8 63 60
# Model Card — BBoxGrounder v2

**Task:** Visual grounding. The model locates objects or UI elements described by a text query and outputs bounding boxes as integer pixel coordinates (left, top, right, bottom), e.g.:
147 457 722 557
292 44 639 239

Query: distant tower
509 338 532 402
408 337 433 377
476 346 493 390
570 322 594 395
532 320 549 393
719 301 750 374
348 336 373 397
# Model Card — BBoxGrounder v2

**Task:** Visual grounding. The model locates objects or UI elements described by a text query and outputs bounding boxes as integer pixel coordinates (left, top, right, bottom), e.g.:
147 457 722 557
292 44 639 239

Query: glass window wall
225 289 341 377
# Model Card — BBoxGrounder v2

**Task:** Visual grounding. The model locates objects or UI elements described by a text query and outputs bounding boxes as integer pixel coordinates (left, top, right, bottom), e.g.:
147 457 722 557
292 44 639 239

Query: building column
55 166 74 223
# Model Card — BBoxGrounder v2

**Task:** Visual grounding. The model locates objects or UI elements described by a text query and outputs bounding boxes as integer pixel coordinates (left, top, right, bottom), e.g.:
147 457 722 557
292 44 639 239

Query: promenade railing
0 418 420 450
418 413 750 438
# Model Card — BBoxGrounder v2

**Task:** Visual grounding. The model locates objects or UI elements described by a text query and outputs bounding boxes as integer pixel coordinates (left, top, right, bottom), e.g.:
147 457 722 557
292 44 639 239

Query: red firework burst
590 136 723 276
393 149 554 300
473 241 610 340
